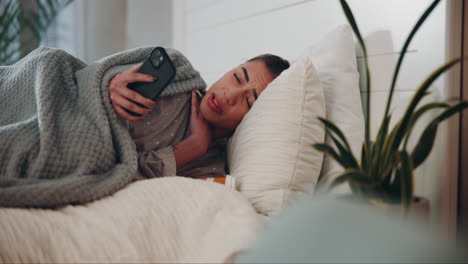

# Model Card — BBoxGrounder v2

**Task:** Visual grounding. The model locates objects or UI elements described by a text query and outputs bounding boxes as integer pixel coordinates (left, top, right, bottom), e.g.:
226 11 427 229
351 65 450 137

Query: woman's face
199 60 275 132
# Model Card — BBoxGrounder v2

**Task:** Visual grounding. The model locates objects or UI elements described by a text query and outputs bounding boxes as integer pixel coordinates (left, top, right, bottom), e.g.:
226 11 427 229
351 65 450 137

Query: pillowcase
227 56 326 216
300 24 365 194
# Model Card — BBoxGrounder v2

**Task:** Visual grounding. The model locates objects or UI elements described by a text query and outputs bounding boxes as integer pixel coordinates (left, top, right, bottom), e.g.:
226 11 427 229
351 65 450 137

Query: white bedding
0 177 262 263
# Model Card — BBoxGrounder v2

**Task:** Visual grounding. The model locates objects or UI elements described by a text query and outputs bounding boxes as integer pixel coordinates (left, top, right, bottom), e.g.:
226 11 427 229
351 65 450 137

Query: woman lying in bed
109 54 289 180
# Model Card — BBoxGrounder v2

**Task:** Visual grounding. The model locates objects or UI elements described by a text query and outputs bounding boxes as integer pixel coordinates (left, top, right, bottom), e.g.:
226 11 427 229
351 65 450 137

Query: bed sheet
0 177 261 263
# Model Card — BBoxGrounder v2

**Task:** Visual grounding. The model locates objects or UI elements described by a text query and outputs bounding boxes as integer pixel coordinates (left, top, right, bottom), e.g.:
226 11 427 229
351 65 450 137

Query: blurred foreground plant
314 0 468 211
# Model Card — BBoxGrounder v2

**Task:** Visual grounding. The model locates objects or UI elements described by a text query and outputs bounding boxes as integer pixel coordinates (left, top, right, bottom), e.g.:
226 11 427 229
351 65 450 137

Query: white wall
172 0 461 236
76 0 127 63
75 0 173 63
126 0 173 49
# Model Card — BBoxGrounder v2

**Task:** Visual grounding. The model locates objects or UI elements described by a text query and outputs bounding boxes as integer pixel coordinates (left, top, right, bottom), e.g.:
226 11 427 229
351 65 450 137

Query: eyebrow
241 66 249 82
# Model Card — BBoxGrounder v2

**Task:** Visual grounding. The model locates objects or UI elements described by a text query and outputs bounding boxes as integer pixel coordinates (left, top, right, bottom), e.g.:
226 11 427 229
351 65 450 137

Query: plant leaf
403 102 449 149
339 0 367 56
381 162 396 187
360 142 368 171
37 0 51 30
390 58 461 156
0 26 20 51
329 168 369 191
0 5 20 41
329 133 359 168
10 0 75 63
412 124 437 169
388 168 401 202
0 46 21 65
380 124 399 178
0 0 75 65
0 1 21 65
339 0 371 146
411 102 468 168
372 114 392 177
384 0 441 120
319 118 359 166
318 117 353 152
398 150 414 211
313 143 348 168
0 0 14 24
375 114 392 148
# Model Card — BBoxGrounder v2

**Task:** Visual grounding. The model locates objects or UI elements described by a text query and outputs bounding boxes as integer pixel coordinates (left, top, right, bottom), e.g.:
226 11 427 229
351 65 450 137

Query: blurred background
30 0 173 63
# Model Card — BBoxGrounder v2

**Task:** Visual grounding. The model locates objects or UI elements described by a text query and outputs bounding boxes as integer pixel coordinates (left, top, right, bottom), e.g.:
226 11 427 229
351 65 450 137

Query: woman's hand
109 64 157 121
173 91 213 168
188 90 213 154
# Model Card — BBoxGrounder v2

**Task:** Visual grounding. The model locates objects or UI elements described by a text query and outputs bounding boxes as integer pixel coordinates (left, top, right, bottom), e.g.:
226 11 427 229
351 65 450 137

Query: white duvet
0 177 262 263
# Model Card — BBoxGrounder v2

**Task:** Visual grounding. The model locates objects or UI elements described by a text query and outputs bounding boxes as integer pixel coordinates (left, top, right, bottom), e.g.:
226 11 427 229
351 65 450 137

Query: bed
0 177 261 263
0 23 364 263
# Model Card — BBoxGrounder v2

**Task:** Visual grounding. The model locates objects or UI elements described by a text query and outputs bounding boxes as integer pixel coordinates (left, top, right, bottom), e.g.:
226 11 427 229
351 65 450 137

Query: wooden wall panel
458 0 468 242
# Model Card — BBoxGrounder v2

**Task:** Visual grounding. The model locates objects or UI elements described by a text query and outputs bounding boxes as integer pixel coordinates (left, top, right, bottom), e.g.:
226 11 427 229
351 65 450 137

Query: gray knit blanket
0 46 206 208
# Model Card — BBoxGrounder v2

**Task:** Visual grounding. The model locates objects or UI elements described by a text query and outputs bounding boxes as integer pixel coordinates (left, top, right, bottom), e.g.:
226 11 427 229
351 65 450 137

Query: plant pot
370 196 430 225
408 196 430 223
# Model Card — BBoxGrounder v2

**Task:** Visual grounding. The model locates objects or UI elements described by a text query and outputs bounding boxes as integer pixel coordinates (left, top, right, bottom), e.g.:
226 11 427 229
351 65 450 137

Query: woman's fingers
129 63 143 73
120 72 156 84
191 90 200 118
110 93 152 116
108 64 161 121
113 103 144 122
116 85 156 109
109 75 156 109
115 69 158 109
121 64 155 83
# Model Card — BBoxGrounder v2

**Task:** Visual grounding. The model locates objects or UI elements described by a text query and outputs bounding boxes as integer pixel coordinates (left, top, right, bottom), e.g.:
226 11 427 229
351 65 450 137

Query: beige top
118 92 228 180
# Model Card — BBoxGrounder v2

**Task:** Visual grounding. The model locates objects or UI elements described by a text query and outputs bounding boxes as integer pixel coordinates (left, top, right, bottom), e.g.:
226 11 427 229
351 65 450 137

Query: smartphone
127 47 176 116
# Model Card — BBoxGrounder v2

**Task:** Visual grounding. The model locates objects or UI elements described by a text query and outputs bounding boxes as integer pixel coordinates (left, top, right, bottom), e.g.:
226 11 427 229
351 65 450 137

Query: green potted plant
313 0 468 212
0 0 73 65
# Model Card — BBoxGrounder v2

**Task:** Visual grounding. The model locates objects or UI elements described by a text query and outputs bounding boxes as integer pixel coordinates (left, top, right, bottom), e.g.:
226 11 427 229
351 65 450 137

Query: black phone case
128 47 176 101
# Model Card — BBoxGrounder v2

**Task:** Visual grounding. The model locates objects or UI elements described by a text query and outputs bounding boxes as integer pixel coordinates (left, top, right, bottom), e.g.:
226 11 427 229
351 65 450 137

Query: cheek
200 98 221 124
200 98 249 129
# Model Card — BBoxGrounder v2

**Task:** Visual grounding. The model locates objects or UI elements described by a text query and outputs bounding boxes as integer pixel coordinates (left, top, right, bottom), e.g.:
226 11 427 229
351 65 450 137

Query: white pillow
300 25 365 193
227 56 326 216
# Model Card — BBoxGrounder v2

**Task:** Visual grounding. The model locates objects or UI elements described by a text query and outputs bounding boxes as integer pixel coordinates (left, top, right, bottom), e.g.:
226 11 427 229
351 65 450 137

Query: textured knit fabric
118 92 228 180
0 46 205 208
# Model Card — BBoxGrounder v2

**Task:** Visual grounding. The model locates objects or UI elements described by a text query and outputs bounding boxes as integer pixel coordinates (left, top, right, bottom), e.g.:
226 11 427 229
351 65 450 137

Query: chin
200 100 216 123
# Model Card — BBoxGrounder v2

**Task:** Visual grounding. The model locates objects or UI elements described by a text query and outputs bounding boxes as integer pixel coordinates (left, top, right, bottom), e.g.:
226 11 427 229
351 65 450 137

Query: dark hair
247 54 290 77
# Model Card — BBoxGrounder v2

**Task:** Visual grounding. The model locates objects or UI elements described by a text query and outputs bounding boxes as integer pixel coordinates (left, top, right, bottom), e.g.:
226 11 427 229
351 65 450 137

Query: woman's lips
208 94 222 113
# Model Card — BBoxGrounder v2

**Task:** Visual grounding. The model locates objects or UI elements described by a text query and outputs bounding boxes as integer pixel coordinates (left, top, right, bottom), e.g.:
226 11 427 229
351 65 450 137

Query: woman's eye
245 97 252 109
234 73 241 84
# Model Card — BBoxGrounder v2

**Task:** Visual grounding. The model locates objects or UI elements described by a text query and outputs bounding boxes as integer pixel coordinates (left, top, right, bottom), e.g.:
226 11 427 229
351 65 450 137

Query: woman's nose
224 87 245 106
